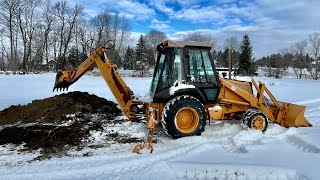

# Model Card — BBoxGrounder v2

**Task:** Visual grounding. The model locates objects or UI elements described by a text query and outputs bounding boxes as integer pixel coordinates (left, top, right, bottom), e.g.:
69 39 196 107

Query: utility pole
228 48 232 79
268 57 272 77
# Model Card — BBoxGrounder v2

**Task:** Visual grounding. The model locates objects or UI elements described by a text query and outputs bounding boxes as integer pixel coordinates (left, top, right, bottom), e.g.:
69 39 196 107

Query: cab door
185 47 220 102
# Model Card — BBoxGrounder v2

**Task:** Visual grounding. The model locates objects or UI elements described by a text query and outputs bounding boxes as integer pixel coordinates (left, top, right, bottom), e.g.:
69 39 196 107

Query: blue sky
69 0 320 58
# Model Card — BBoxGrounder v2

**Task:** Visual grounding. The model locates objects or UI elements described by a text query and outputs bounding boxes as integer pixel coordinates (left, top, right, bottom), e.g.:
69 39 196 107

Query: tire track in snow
264 124 289 136
286 135 320 153
167 162 311 180
124 125 245 179
294 97 320 105
203 123 247 154
292 97 320 116
222 137 247 153
292 97 320 126
5 122 313 180
1 123 244 180
305 105 320 113
79 138 225 180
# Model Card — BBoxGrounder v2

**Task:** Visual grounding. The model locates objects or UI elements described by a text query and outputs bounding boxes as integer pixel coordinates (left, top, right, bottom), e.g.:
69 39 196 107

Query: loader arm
53 46 142 120
218 77 311 127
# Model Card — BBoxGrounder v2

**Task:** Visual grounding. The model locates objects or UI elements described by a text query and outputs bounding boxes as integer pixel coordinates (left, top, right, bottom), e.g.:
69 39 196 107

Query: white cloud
67 0 320 58
149 19 173 32
147 0 175 15
166 0 320 57
174 6 225 23
147 0 208 11
112 0 155 20
126 31 146 48
222 25 259 32
69 0 155 20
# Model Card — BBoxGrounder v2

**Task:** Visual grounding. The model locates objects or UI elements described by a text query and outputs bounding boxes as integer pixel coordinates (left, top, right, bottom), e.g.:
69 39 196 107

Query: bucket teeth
53 81 71 92
53 86 69 92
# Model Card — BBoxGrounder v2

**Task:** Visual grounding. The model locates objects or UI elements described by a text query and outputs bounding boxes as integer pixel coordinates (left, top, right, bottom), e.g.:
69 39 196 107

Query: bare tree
90 11 111 46
0 0 19 70
225 36 239 52
290 40 308 79
0 0 136 71
53 1 83 69
52 0 67 65
0 28 6 70
88 12 131 67
308 32 320 80
279 48 291 68
16 0 42 72
75 18 89 54
145 29 167 63
112 12 119 47
41 0 54 64
117 15 131 56
181 31 216 44
225 36 239 77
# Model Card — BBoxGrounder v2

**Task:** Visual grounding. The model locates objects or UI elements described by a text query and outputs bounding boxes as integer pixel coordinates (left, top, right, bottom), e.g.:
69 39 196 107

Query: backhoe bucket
281 103 311 127
53 71 72 91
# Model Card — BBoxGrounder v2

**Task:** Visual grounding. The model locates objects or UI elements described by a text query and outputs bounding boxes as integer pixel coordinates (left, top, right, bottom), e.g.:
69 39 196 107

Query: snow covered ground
0 73 320 180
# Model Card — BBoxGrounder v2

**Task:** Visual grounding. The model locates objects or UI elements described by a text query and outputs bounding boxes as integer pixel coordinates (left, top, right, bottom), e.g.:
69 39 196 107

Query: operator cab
150 40 220 104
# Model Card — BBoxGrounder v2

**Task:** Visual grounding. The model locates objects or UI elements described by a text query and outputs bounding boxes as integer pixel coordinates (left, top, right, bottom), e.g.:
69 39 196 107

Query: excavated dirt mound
0 91 122 150
0 91 121 125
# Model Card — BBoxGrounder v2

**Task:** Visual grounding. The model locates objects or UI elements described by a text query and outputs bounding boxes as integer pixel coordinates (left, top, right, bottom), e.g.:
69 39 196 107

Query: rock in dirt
0 91 122 149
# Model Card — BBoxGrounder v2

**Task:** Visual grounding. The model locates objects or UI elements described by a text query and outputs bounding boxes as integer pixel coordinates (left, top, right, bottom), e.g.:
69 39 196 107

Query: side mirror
185 50 190 58
156 45 164 53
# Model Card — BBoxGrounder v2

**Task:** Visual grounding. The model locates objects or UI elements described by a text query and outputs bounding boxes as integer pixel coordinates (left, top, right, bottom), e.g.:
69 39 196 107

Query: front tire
161 95 206 139
241 109 268 132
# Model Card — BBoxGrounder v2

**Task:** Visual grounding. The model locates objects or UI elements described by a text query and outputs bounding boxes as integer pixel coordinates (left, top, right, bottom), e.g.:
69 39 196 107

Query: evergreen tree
239 34 254 75
135 35 148 74
106 48 122 67
146 46 155 67
124 46 135 70
66 47 86 69
216 48 229 67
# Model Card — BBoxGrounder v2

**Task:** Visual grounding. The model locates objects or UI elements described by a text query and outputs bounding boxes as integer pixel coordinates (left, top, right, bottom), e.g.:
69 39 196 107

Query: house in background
45 60 58 72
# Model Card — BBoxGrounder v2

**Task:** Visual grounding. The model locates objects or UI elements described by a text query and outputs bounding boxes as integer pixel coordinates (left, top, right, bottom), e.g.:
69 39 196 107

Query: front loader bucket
281 103 312 127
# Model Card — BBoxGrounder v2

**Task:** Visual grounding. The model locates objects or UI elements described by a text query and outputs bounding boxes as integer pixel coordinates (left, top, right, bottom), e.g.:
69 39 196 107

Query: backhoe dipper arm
53 46 140 119
53 48 104 91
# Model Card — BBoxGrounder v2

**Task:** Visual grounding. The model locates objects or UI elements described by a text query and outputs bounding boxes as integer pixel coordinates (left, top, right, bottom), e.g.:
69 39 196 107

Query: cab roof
158 40 213 49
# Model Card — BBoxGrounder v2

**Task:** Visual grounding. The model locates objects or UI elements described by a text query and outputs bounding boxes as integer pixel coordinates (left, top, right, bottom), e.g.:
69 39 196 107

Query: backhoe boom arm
53 46 142 119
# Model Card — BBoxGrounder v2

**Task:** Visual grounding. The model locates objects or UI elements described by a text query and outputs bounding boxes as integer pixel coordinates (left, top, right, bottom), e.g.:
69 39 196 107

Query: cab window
188 49 216 84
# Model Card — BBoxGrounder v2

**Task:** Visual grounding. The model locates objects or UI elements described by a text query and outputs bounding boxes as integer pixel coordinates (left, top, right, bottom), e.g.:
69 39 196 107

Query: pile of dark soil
0 91 122 150
0 91 121 125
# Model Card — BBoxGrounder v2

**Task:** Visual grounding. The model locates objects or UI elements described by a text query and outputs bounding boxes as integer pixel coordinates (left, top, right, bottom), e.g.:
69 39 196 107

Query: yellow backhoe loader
53 40 311 153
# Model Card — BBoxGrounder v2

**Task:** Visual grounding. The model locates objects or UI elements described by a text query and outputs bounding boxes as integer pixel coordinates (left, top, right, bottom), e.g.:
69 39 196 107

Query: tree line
214 34 255 75
0 0 135 72
255 32 320 80
0 0 255 77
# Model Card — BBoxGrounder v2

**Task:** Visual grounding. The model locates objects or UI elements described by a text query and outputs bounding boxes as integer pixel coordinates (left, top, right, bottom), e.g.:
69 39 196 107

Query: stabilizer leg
132 113 156 154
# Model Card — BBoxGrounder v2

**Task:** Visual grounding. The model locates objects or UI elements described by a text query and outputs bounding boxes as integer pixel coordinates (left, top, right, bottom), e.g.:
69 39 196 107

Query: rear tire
161 95 206 139
241 109 268 132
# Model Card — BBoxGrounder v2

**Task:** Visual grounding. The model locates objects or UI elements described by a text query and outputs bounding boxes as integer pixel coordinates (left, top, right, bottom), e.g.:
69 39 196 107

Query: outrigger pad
282 103 312 127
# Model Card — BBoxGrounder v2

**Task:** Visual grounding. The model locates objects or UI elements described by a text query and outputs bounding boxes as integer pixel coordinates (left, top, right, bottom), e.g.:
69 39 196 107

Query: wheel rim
175 107 199 133
251 115 265 130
